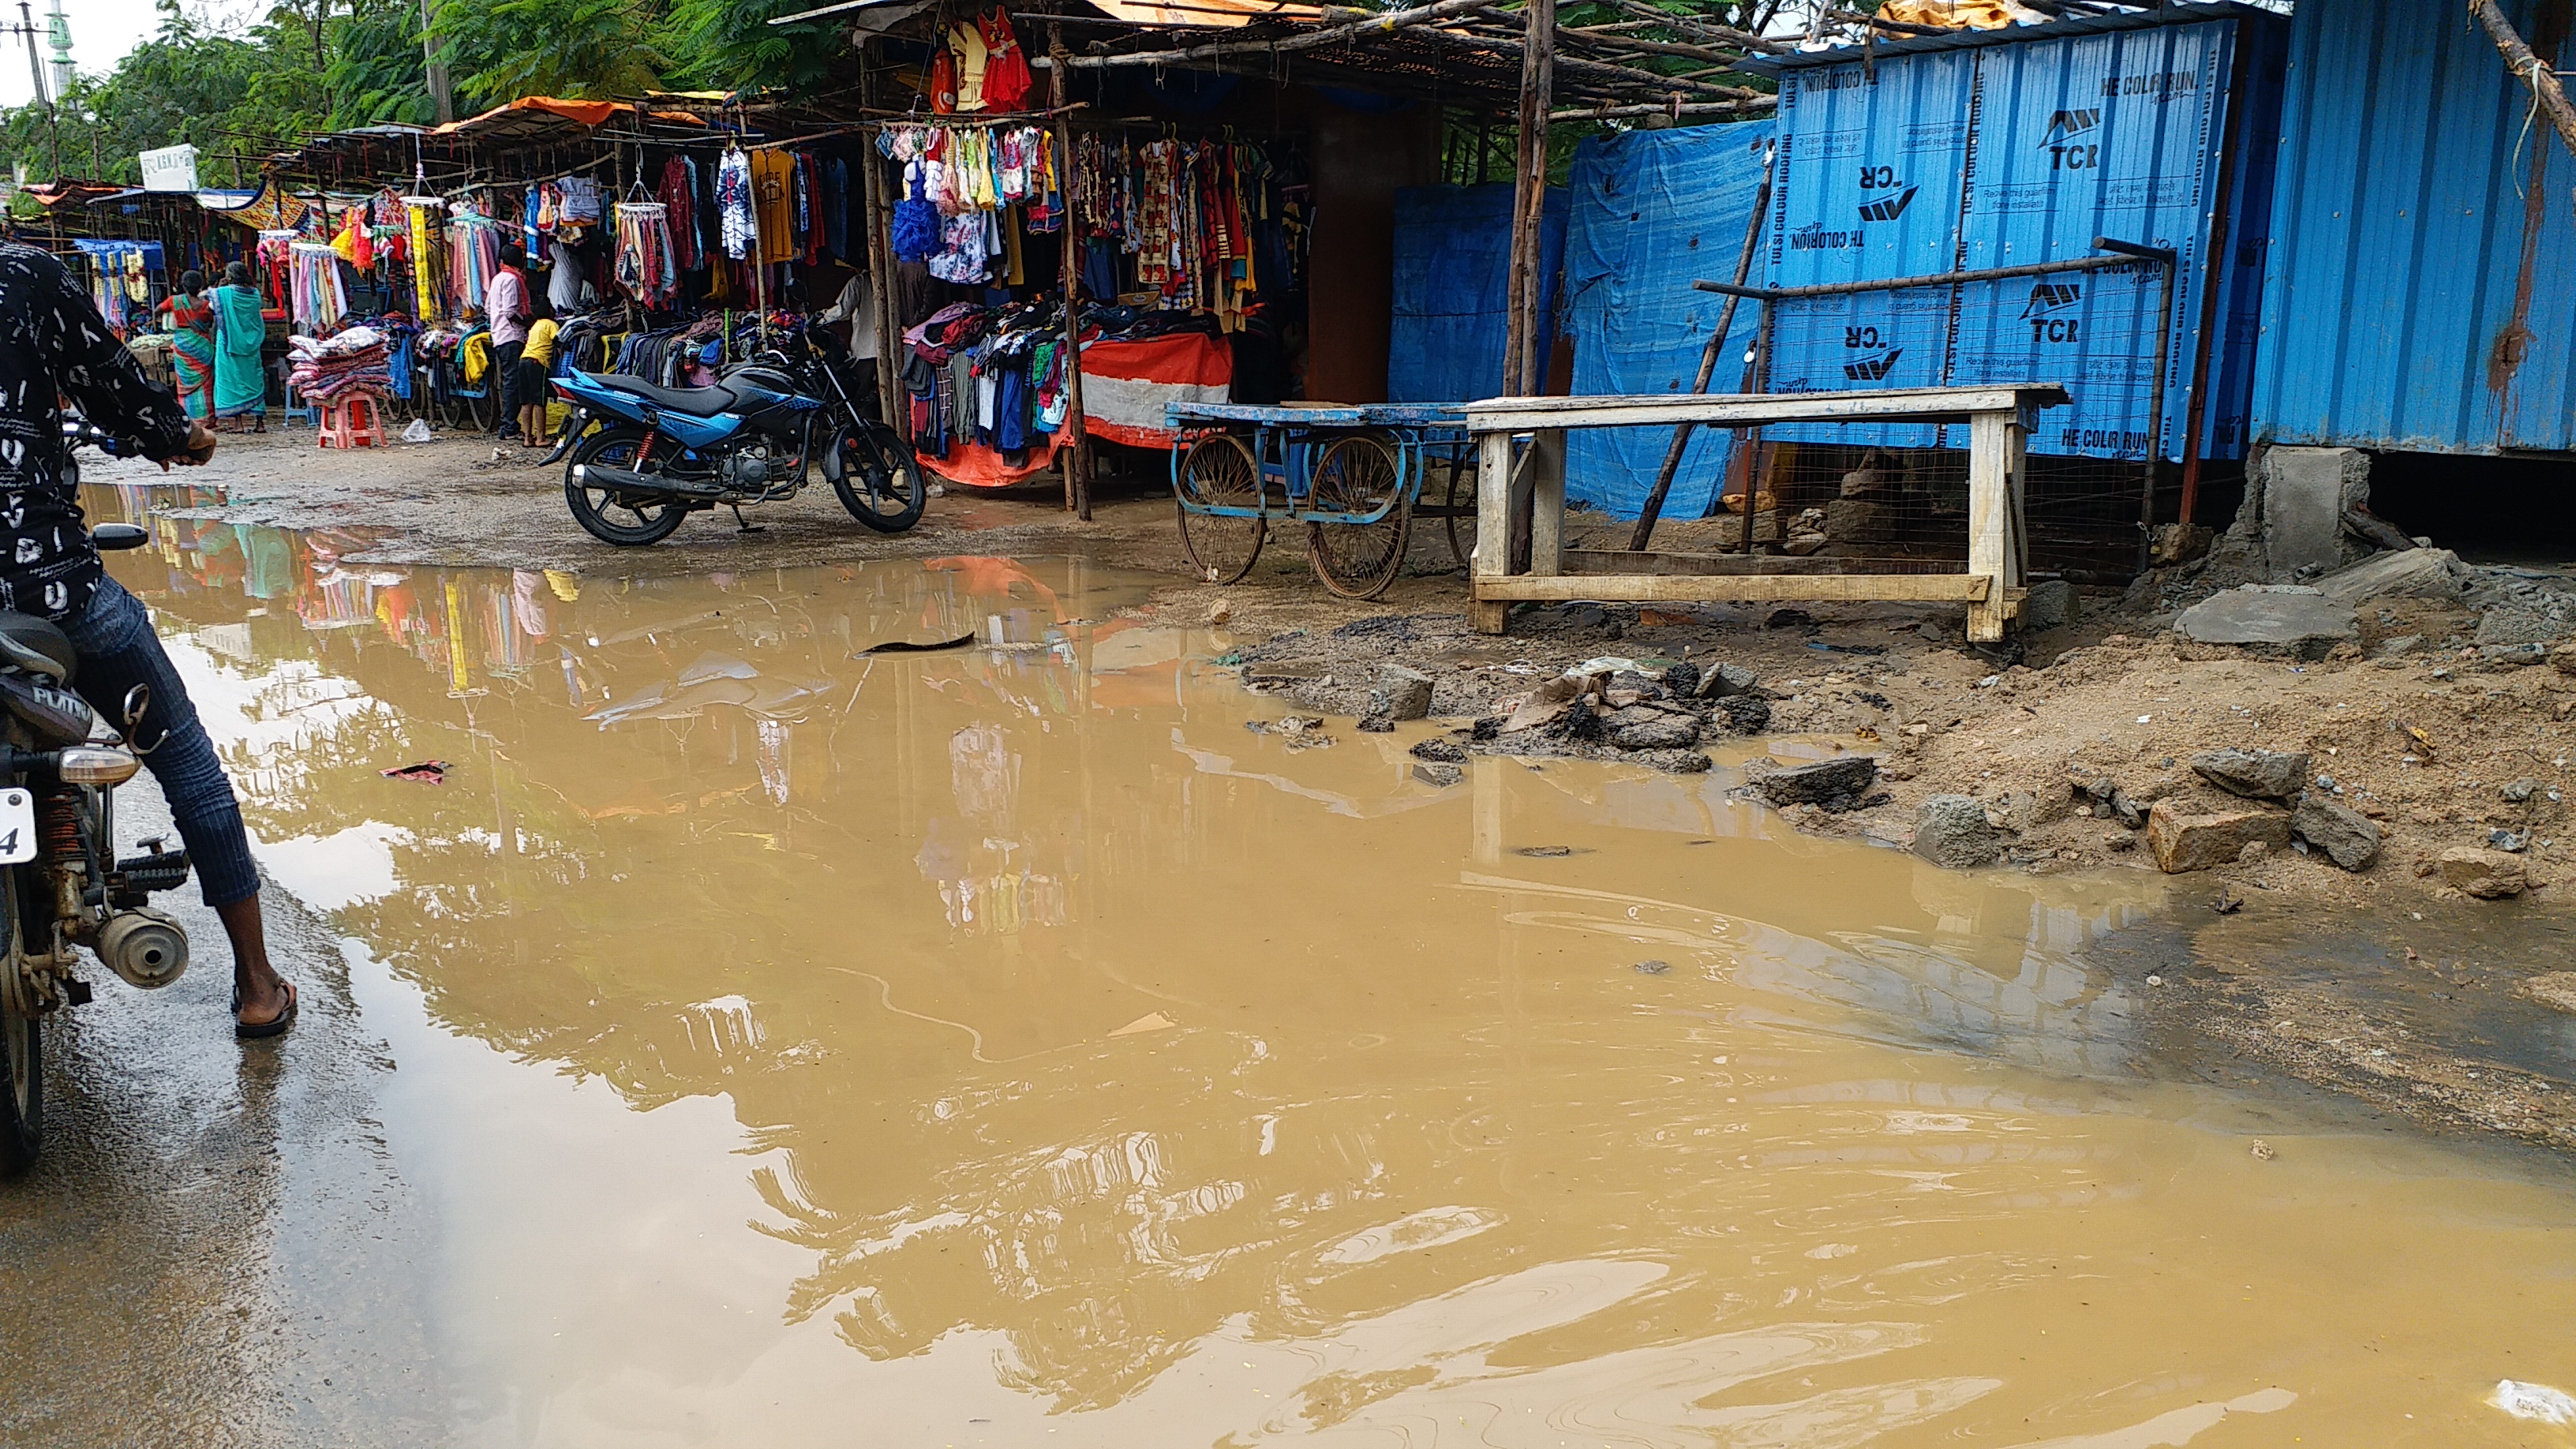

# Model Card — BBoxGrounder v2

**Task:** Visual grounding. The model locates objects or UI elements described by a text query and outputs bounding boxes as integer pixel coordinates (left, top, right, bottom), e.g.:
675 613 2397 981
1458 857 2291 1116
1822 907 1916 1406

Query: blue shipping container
2251 0 2576 455
1758 6 2281 462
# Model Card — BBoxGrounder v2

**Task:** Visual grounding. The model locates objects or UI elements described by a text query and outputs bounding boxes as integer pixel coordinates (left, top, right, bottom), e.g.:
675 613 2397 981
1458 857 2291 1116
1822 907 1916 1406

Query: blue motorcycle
552 331 925 546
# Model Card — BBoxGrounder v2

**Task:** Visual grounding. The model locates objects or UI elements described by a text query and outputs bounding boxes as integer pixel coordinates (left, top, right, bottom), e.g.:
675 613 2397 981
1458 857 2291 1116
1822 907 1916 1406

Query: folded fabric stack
288 325 394 402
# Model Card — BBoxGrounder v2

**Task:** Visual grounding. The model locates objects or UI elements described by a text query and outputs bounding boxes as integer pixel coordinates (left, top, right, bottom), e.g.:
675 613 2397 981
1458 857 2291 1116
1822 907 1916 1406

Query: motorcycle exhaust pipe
96 908 187 990
569 462 728 500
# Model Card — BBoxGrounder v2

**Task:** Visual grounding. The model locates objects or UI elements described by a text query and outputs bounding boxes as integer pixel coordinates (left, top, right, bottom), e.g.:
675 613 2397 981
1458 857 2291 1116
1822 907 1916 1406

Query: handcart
1166 402 1481 601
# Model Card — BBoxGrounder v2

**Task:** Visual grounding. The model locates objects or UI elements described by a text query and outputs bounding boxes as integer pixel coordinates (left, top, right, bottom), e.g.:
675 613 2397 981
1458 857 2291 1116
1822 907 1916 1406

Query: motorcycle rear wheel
1 876 40 1175
0 999 36 1175
564 429 690 546
829 424 927 534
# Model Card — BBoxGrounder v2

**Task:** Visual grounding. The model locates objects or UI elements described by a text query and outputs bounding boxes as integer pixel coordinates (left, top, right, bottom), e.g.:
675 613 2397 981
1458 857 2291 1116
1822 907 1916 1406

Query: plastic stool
281 383 317 430
317 395 388 450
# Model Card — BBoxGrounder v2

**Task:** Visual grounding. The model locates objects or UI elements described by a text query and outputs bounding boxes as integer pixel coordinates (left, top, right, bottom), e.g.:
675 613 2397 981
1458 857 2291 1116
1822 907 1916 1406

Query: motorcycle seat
593 375 739 417
0 611 76 684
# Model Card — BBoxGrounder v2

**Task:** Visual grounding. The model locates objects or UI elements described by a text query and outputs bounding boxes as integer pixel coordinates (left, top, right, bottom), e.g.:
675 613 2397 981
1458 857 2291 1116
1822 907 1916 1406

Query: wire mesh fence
1665 246 2178 580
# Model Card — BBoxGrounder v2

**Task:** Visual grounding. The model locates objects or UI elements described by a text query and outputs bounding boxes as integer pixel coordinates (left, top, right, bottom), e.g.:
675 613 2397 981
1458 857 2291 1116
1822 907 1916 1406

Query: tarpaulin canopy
1387 182 1564 406
1080 332 1231 450
1561 118 1775 519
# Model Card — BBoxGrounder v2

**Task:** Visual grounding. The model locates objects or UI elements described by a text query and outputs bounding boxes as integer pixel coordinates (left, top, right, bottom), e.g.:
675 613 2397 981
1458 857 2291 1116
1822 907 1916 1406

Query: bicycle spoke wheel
1441 447 1479 570
1176 433 1266 585
1306 433 1412 601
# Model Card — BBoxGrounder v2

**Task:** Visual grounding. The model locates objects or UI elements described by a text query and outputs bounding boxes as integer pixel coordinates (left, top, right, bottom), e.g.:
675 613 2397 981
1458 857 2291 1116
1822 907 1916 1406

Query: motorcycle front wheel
564 429 690 546
828 424 928 534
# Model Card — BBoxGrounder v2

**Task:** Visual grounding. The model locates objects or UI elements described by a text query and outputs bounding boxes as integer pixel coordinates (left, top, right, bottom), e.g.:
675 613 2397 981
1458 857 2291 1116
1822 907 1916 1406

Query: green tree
429 0 669 109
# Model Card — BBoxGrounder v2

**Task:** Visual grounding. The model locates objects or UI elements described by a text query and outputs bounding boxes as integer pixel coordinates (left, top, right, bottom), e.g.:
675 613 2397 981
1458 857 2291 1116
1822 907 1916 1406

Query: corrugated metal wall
1760 11 2273 461
2253 0 2576 455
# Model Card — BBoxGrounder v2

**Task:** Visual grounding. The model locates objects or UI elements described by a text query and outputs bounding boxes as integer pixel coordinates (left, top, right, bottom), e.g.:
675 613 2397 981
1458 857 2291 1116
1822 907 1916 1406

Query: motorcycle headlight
55 747 140 785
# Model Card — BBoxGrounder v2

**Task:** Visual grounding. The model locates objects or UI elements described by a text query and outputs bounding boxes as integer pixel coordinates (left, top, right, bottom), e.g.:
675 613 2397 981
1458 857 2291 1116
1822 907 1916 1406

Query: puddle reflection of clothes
949 721 1019 823
755 717 792 805
925 556 1065 623
511 569 551 639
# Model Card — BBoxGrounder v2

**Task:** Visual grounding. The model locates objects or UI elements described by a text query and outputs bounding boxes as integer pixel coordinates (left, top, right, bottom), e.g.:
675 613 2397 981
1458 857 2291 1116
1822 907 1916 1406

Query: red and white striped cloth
1076 332 1230 449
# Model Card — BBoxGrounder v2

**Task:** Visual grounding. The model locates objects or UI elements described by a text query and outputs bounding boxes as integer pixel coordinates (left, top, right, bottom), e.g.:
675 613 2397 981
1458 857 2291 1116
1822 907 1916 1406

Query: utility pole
7 1 58 182
421 0 452 123
39 0 65 100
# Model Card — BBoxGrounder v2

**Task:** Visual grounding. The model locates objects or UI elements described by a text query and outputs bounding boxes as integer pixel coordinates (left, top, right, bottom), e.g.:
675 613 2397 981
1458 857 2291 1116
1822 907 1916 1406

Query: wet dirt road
2 487 2573 1447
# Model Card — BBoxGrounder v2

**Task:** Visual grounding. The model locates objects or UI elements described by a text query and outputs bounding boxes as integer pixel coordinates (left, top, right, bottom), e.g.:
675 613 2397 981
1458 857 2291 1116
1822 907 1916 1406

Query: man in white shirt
485 244 530 440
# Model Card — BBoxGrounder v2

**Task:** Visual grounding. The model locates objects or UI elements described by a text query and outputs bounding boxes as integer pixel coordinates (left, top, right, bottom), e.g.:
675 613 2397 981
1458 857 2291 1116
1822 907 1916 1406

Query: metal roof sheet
1746 2 2278 73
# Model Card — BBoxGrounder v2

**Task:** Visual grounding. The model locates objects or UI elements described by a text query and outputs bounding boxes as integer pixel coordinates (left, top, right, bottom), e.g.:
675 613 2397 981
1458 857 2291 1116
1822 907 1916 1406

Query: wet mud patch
2092 897 2576 1153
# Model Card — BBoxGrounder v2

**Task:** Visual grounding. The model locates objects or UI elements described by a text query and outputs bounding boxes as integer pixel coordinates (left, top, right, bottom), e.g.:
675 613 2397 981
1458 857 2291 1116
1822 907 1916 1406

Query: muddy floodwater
27 485 2576 1446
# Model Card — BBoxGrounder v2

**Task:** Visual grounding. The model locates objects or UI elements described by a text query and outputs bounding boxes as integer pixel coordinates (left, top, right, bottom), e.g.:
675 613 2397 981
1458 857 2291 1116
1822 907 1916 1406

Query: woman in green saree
210 260 268 432
155 269 215 420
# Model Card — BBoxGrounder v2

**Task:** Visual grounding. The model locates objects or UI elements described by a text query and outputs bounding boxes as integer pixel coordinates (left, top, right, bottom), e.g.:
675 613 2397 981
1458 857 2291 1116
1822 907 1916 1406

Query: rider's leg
59 578 289 1029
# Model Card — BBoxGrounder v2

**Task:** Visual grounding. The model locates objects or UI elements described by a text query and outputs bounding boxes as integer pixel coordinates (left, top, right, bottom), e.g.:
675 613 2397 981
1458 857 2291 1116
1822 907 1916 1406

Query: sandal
232 979 298 1039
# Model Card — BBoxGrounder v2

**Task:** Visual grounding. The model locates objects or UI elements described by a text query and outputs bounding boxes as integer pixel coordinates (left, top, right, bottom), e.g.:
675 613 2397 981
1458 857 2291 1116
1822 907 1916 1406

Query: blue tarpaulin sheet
1387 183 1563 406
1562 120 1775 519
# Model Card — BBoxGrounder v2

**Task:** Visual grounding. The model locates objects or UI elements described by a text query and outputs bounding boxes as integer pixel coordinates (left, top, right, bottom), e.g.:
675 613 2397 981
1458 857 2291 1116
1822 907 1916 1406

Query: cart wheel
1177 433 1266 585
1440 447 1479 570
1305 432 1413 601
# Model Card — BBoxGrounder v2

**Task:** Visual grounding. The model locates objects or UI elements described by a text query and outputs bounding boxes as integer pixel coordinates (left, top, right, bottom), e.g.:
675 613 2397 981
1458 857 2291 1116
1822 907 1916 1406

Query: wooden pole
1627 152 1769 551
1500 0 1554 575
1050 24 1091 520
859 52 904 434
2471 0 2576 159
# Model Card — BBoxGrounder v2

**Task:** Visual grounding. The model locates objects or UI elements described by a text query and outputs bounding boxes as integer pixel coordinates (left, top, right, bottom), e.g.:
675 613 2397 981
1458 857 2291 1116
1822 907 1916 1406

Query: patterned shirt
0 242 193 620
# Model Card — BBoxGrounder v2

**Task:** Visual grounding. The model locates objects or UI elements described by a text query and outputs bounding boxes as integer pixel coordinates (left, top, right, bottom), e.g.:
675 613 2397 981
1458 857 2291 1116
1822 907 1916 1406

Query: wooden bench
1466 384 2071 642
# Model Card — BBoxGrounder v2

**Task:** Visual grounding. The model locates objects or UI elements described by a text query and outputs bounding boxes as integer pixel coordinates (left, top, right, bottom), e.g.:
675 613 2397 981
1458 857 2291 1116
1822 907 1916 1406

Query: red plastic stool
318 394 388 449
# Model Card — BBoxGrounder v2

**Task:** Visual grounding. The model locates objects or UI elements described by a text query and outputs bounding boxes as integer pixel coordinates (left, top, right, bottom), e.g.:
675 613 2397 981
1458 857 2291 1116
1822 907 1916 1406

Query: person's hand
165 421 219 470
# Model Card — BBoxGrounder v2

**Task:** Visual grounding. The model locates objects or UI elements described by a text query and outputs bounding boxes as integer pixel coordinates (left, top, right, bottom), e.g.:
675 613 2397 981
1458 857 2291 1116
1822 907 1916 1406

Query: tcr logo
2040 108 2103 171
2023 281 2083 343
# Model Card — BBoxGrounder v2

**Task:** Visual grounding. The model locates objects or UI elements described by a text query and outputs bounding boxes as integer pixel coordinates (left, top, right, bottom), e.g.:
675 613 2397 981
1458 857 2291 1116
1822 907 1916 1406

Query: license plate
0 789 32 865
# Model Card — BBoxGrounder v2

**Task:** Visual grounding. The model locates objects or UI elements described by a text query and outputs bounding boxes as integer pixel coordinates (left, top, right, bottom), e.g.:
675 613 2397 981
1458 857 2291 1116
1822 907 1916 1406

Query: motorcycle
551 327 926 547
0 519 193 1173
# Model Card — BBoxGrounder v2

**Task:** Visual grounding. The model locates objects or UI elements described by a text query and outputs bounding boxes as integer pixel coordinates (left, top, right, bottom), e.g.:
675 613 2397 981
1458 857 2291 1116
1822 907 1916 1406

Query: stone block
2312 547 2464 607
2439 847 2527 899
2145 801 2293 873
2021 578 2076 631
1372 665 1436 722
2191 747 2312 802
1747 754 1878 807
1911 794 2009 868
2174 585 2358 657
2291 792 2381 871
2257 445 2371 578
1824 498 1896 544
2473 608 2573 648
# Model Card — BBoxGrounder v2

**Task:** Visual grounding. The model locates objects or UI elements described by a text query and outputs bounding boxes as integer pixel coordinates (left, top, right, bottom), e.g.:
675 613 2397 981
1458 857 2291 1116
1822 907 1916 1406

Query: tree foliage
0 0 853 185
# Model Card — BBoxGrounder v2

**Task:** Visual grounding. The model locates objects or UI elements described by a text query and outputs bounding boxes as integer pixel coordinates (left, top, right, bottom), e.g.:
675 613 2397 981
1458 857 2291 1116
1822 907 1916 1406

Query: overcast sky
0 0 263 110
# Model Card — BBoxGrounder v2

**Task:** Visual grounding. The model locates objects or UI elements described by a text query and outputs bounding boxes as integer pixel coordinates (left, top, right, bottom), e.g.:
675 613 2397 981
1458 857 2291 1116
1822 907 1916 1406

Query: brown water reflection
90 482 2576 1447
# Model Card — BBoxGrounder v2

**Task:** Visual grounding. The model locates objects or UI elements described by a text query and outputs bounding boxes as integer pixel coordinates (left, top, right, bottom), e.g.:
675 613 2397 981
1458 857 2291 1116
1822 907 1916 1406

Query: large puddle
88 483 2576 1445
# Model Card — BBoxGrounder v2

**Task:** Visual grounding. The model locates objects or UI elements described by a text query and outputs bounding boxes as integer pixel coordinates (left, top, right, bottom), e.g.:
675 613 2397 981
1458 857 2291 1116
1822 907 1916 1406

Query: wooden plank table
1466 384 2071 641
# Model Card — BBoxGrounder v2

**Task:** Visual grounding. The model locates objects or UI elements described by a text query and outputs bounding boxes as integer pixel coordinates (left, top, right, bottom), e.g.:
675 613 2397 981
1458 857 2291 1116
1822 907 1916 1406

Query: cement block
2258 446 2371 578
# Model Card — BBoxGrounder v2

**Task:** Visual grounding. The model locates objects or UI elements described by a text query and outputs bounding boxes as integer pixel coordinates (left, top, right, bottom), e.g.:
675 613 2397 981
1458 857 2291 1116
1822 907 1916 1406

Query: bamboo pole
1626 152 1769 551
1050 24 1091 519
1501 0 1552 574
1039 0 1496 69
2469 0 2576 174
1549 99 1774 122
859 51 904 435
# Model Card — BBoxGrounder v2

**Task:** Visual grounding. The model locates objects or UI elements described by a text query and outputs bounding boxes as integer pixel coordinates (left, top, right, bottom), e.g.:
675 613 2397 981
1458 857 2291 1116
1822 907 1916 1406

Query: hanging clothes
660 154 702 271
405 197 444 319
287 242 347 330
613 202 680 307
717 148 756 260
824 157 851 260
979 9 1033 112
749 150 798 264
948 20 990 111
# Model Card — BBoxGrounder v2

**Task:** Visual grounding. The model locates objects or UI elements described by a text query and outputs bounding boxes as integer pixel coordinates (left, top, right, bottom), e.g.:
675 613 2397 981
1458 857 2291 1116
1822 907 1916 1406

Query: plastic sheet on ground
1387 183 1564 406
1561 120 1775 520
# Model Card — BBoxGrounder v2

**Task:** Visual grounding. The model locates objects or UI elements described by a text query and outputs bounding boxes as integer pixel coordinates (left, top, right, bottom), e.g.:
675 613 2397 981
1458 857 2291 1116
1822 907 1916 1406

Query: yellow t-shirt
523 318 560 369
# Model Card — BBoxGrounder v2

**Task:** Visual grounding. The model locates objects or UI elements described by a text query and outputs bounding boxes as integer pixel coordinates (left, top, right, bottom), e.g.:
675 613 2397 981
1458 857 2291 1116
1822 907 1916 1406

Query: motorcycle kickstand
730 506 766 534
